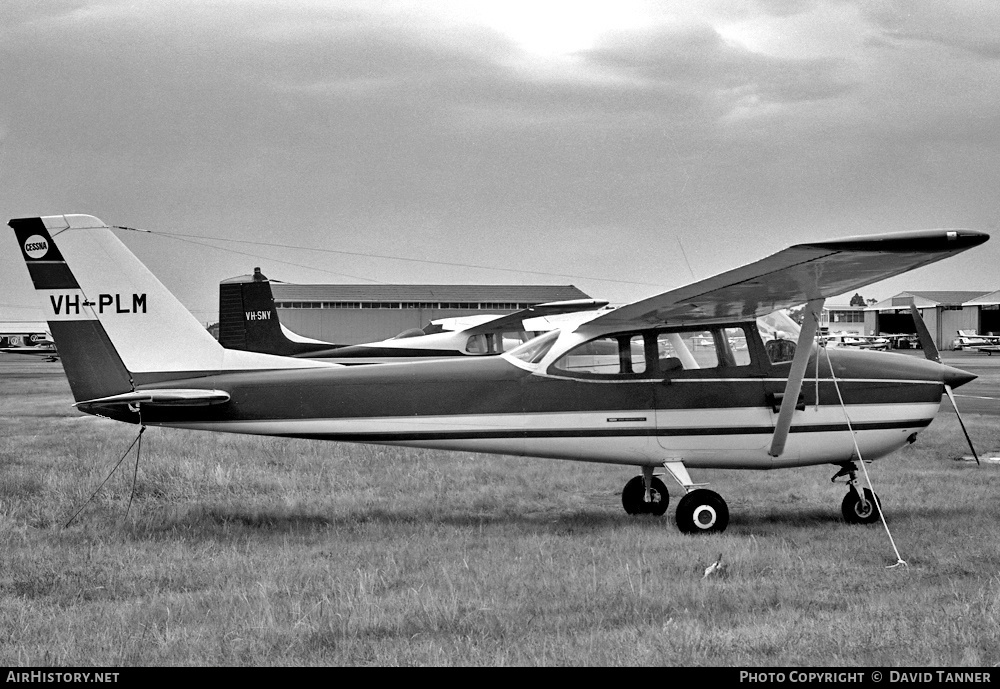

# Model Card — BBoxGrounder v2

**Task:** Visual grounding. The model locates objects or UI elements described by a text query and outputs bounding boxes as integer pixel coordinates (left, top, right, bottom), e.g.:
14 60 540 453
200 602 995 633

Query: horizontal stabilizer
75 388 231 409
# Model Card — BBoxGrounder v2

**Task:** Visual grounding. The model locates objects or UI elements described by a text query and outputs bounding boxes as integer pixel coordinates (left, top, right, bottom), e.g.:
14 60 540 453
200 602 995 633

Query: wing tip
804 229 989 252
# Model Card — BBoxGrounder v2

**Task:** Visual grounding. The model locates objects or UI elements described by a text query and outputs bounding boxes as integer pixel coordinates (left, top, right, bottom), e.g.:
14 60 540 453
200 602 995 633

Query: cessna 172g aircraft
218 267 608 363
9 215 987 534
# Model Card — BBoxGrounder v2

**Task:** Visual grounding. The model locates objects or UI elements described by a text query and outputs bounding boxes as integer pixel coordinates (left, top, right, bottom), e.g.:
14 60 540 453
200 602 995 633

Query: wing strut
909 304 980 464
769 299 824 458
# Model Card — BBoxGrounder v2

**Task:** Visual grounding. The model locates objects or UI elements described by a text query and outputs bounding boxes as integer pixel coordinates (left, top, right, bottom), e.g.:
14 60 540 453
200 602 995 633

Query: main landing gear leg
832 462 882 525
663 461 729 535
621 466 669 516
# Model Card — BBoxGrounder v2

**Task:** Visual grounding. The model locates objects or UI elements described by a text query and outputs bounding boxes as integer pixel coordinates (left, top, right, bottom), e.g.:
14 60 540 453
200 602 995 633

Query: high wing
460 299 608 336
580 230 989 333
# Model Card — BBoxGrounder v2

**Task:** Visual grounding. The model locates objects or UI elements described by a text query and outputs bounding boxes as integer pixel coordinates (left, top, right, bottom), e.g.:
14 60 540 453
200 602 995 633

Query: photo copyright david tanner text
740 671 992 683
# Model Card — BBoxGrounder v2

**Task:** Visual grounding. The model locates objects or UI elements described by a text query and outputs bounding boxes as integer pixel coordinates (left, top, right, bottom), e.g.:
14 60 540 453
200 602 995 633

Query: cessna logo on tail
50 293 147 315
24 235 49 259
246 311 271 321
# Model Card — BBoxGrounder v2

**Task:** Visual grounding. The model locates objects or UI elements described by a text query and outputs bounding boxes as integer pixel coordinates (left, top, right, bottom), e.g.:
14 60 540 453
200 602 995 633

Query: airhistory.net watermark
6 673 119 683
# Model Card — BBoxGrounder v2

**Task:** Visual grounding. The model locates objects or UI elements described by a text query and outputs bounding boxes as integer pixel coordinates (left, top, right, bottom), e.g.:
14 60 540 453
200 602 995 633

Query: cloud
1 0 998 317
585 23 853 120
866 0 1000 60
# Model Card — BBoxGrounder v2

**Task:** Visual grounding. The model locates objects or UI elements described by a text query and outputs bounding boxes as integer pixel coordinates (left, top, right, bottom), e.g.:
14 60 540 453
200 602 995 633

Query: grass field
1 356 999 666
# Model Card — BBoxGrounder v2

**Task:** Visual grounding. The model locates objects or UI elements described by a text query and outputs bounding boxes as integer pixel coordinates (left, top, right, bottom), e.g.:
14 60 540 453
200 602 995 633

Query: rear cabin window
466 330 538 355
551 327 754 378
724 327 752 366
656 331 717 371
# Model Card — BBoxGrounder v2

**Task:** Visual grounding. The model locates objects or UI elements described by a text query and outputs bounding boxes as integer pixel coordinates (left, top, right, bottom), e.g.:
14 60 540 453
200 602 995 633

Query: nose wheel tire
675 489 729 534
842 487 882 524
621 475 669 516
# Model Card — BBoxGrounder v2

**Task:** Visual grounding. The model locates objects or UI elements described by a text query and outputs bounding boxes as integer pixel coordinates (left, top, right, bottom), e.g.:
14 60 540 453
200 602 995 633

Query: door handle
766 391 805 414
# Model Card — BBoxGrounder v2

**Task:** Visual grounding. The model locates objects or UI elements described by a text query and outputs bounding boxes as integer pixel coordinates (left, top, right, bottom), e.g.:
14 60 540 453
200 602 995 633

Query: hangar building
864 291 997 350
267 282 592 345
820 302 867 337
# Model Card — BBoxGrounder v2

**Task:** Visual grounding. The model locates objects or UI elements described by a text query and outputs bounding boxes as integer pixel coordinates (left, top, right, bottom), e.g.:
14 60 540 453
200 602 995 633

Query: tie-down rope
64 423 147 528
822 344 907 569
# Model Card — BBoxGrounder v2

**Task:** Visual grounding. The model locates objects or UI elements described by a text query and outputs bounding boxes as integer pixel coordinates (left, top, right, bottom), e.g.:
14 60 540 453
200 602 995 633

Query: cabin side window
465 334 490 354
550 336 627 375
723 327 752 366
549 326 757 379
467 330 539 355
656 331 717 372
657 327 756 372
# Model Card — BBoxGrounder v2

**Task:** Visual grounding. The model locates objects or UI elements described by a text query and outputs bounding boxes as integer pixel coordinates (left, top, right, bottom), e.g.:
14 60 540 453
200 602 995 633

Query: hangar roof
865 290 993 310
900 290 992 304
965 290 1000 306
268 283 590 304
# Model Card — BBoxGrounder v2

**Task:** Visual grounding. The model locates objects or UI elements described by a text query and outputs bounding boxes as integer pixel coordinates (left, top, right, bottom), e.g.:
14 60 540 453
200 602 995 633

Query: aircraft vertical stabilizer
218 268 342 356
8 215 331 404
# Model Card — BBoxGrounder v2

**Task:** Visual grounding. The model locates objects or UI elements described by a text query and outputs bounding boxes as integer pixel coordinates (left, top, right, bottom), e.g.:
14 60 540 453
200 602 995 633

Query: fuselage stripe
165 418 932 441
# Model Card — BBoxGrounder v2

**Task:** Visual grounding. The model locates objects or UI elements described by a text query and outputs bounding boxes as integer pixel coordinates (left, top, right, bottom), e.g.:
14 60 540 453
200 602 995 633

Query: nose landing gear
832 462 882 525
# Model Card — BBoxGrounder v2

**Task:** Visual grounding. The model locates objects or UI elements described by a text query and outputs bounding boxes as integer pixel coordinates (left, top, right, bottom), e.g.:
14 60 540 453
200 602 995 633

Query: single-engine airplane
953 330 1000 354
9 215 988 534
0 323 58 360
218 267 609 363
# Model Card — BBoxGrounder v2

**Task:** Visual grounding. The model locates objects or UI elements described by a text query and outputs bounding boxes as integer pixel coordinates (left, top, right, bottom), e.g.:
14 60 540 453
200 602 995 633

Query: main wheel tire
675 489 729 534
841 487 882 524
621 475 670 516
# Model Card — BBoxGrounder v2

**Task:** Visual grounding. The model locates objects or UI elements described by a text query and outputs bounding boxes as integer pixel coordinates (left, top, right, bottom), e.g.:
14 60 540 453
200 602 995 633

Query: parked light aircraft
953 330 1000 354
9 215 988 533
0 323 58 360
218 267 609 363
822 334 890 351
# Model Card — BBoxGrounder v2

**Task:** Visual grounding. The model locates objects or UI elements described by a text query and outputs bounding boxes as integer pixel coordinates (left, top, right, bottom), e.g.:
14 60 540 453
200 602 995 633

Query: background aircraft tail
218 267 343 356
9 215 328 404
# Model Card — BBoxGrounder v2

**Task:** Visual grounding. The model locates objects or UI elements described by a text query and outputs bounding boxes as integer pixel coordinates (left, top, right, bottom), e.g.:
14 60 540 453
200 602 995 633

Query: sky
2 0 999 325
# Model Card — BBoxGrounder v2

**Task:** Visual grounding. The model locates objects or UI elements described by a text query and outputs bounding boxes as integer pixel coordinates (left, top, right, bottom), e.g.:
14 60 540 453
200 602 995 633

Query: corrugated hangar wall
270 283 591 345
276 307 503 344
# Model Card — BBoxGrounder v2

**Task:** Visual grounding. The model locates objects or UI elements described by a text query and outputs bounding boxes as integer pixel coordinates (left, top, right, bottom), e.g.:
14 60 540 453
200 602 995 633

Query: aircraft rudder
218 269 298 354
10 213 227 374
12 214 342 391
218 269 338 356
